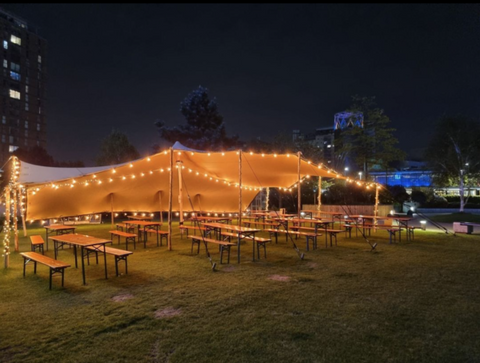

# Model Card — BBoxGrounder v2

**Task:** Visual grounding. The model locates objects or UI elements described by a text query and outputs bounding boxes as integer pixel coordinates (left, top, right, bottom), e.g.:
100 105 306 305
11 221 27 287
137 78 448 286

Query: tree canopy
96 130 140 166
13 146 84 167
335 95 405 179
424 114 480 211
155 86 239 151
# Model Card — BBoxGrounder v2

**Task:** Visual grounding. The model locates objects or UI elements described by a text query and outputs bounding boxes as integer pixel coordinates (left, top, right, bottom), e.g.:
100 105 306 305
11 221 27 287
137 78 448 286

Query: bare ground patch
111 294 134 302
268 274 290 281
155 307 182 319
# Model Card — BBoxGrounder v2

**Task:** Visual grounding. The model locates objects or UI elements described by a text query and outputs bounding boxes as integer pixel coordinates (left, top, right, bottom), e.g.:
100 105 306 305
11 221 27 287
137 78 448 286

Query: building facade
0 7 47 165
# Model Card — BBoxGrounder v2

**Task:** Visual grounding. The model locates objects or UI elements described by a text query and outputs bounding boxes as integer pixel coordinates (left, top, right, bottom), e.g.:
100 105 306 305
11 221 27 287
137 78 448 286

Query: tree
155 86 239 151
335 96 405 180
13 146 84 167
96 129 140 166
425 115 480 212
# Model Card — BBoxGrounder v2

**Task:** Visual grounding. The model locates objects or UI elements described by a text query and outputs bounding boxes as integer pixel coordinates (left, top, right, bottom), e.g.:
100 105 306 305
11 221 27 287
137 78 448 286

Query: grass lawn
429 212 480 223
1 221 480 362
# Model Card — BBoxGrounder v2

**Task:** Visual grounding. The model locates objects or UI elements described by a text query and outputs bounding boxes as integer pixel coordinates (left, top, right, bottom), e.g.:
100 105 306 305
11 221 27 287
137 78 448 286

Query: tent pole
176 160 184 235
317 176 322 213
168 147 173 250
297 151 301 220
374 184 379 232
265 187 269 211
19 188 27 237
110 193 114 228
12 186 18 252
238 150 242 263
159 191 163 224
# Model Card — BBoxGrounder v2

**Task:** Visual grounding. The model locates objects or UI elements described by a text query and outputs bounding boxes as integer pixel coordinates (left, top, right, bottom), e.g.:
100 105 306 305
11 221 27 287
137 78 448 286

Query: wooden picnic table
202 222 261 262
48 233 111 285
44 225 77 251
124 221 163 245
189 216 232 224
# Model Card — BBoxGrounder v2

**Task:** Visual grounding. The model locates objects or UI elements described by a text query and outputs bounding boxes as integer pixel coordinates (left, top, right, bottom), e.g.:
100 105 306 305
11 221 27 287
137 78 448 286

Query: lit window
25 95 29 102
2 116 5 124
38 107 41 114
38 55 41 63
9 90 20 99
10 35 21 46
25 103 29 111
10 71 20 81
9 145 19 152
3 40 7 49
3 60 7 68
25 77 29 84
25 121 28 128
25 85 29 93
1 135 5 143
36 123 40 131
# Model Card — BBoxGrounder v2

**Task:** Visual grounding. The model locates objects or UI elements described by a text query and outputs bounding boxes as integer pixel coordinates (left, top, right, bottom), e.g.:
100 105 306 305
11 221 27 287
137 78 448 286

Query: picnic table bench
144 229 169 247
20 252 71 290
188 235 235 264
109 230 136 250
85 245 133 276
221 232 272 259
116 223 136 232
179 225 207 238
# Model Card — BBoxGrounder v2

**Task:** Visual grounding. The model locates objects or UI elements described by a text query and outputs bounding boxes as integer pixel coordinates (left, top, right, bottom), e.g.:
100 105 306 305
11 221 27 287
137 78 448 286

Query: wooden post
238 150 242 263
297 152 301 220
18 187 27 237
168 148 173 250
265 187 269 211
110 193 114 228
159 191 163 224
12 187 18 252
374 184 379 231
176 160 184 231
317 176 322 212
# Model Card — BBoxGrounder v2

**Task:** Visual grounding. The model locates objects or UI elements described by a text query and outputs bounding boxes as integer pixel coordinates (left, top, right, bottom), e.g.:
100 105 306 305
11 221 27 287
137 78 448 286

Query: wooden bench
144 229 169 247
30 235 45 254
116 223 135 233
179 225 207 239
20 252 70 290
85 245 133 276
242 221 280 229
109 230 136 250
324 229 344 246
220 232 272 258
188 236 235 264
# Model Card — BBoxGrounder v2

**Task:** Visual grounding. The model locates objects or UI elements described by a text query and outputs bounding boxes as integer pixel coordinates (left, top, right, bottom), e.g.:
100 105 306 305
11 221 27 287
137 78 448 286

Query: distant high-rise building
0 7 47 164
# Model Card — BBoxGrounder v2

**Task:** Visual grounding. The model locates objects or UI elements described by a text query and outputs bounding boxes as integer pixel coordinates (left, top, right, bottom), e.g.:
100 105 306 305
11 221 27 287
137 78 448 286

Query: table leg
54 240 57 260
74 245 78 268
81 246 86 285
252 232 255 262
103 244 108 279
46 229 49 251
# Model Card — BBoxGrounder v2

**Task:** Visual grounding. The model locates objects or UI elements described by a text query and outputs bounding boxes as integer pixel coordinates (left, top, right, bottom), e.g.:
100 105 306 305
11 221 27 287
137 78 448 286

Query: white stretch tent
18 142 345 221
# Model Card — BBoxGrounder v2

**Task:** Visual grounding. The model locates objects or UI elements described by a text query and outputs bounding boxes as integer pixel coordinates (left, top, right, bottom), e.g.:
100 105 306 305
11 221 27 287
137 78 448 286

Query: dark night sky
3 4 480 166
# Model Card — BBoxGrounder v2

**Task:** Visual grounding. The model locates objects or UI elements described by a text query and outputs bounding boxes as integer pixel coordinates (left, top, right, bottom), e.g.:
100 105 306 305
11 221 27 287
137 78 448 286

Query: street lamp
358 171 362 180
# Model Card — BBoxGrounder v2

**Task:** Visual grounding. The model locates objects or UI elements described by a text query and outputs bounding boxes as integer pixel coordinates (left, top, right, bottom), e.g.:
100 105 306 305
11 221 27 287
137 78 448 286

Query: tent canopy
19 143 345 220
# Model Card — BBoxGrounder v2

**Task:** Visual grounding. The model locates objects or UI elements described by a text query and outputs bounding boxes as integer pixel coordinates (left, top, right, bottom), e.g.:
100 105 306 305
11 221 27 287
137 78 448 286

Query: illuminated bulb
93 174 97 178
112 169 116 174
131 175 135 179
109 178 113 182
122 176 126 180
129 163 133 168
147 157 151 161
160 169 164 172
150 171 153 174
222 152 225 156
141 173 144 177
208 153 211 156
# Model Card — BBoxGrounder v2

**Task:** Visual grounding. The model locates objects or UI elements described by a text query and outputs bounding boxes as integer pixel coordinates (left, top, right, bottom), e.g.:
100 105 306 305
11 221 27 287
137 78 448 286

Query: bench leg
50 268 52 290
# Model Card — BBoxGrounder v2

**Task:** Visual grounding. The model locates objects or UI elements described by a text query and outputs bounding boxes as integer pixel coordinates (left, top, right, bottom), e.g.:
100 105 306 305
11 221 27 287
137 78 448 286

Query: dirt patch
222 266 236 272
268 275 290 282
307 262 318 268
111 294 134 302
155 307 182 319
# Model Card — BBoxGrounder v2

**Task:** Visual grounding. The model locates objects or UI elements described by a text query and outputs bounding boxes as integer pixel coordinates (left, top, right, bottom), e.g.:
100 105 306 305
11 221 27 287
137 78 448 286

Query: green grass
1 222 480 362
429 213 480 223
